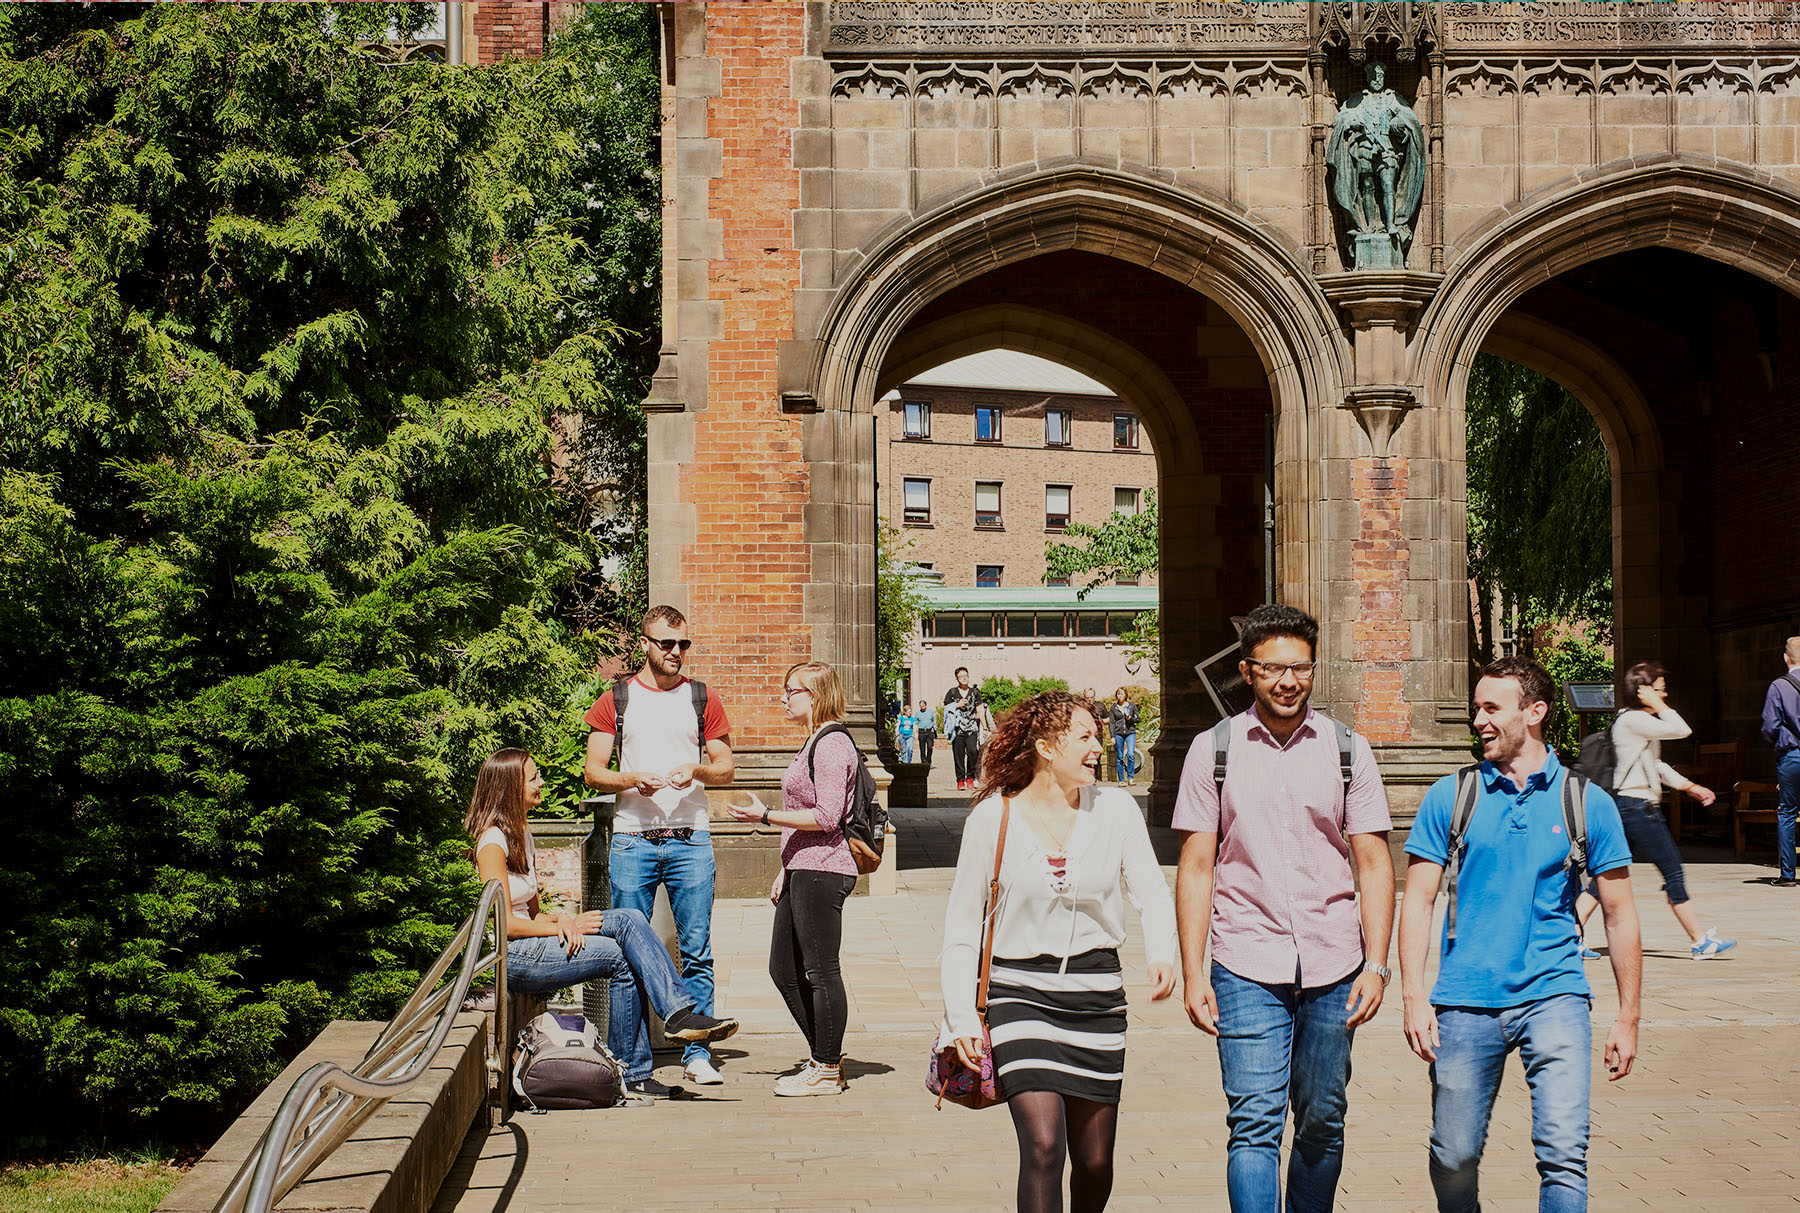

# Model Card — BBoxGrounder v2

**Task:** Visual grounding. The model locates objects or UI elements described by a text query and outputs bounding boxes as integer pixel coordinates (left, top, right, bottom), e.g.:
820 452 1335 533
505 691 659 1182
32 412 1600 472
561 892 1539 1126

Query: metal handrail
214 879 511 1213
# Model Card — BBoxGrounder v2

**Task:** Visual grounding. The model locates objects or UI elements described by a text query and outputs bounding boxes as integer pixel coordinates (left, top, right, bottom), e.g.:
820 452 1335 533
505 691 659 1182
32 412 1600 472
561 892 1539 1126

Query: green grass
0 1159 184 1213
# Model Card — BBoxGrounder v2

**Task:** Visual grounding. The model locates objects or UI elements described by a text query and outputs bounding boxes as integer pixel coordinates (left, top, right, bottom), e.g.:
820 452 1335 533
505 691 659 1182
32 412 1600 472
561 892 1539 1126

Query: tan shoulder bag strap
975 799 1011 1016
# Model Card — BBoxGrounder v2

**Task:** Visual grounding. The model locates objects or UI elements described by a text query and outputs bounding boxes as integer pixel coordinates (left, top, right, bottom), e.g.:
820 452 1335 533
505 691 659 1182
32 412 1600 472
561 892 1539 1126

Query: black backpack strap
1444 764 1484 942
1561 771 1590 877
689 679 710 761
1209 718 1233 790
805 722 854 785
610 677 630 737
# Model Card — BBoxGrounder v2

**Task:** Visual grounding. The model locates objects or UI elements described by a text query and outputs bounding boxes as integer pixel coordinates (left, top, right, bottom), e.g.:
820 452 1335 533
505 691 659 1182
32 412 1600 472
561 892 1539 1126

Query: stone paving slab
436 811 1800 1211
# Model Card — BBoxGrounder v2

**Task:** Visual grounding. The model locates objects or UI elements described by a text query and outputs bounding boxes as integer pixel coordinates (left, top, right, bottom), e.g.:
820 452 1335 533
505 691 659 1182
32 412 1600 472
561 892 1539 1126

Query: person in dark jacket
1109 687 1140 787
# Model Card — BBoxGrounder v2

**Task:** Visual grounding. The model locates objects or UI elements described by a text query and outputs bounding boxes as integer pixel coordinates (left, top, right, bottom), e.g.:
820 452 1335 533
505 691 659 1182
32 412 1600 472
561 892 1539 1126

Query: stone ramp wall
158 1013 488 1213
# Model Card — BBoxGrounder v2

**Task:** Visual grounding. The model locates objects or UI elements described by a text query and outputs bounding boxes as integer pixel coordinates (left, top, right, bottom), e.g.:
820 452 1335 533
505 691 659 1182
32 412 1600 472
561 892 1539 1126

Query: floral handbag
926 800 1010 1110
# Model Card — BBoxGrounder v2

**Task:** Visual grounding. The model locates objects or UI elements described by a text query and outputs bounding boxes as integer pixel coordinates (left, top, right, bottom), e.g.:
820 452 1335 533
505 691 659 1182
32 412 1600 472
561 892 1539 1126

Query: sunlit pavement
436 807 1800 1211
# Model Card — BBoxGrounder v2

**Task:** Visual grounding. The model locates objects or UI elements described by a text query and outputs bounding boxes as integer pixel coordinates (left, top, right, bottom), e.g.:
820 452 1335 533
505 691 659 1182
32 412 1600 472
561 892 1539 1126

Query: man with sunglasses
584 605 736 1090
1171 604 1394 1212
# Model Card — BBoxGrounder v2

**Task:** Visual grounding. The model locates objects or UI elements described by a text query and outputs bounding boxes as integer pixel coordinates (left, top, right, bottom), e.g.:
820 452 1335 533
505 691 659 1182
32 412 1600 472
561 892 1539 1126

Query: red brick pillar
670 5 809 757
1351 457 1413 742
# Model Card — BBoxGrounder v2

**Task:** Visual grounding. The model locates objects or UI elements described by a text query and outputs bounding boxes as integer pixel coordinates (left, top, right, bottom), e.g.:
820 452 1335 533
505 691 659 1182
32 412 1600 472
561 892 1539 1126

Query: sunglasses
643 635 693 653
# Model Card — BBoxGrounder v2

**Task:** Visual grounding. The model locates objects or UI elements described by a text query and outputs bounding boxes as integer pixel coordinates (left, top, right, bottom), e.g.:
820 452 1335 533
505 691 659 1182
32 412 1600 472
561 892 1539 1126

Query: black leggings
952 730 981 782
768 868 856 1064
1008 1089 1120 1213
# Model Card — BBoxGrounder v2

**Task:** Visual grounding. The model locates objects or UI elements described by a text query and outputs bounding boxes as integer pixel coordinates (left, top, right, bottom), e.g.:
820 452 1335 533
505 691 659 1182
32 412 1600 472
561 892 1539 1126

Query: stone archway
1420 156 1800 720
793 165 1348 814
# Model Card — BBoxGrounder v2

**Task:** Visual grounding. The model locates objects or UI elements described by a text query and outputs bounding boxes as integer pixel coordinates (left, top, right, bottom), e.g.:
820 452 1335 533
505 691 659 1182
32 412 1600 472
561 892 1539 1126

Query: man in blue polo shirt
1399 656 1642 1213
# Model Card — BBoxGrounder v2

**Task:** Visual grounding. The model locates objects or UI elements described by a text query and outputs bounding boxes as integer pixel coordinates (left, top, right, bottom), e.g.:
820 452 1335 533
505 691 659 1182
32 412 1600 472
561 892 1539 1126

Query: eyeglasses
643 635 692 653
1247 659 1317 679
781 686 811 701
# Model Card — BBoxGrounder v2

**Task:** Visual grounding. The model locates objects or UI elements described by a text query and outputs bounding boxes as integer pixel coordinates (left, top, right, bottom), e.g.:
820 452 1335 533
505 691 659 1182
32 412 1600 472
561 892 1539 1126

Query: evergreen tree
0 2 658 1146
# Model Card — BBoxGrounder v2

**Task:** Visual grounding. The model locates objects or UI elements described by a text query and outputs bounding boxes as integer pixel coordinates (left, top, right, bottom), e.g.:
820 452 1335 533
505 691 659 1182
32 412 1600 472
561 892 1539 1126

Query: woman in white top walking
941 691 1177 1213
467 748 740 1099
1574 663 1737 960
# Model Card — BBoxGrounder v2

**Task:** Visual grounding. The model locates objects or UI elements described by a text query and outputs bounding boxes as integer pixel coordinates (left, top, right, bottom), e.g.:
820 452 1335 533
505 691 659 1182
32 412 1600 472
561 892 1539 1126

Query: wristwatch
1363 961 1392 984
760 807 771 826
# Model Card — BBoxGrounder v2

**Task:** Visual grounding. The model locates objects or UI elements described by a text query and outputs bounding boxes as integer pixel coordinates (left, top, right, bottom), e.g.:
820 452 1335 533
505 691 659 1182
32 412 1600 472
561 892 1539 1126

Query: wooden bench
1733 780 1781 860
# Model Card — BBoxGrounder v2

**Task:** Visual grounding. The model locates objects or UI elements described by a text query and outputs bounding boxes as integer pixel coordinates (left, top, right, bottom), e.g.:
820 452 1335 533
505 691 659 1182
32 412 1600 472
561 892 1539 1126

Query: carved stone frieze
824 2 1308 58
1442 55 1800 98
1440 2 1800 52
830 58 1305 99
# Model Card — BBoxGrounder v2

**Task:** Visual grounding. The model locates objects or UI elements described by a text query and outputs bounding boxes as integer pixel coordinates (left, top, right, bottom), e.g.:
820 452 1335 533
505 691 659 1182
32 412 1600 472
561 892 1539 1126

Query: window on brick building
1045 409 1072 447
903 400 931 438
964 612 994 637
1007 613 1036 638
1113 413 1140 450
1045 576 1070 588
1037 612 1067 638
903 477 931 524
975 406 1002 443
976 565 1002 588
1077 612 1109 638
975 481 1003 529
1045 484 1072 530
1114 487 1141 515
932 613 962 638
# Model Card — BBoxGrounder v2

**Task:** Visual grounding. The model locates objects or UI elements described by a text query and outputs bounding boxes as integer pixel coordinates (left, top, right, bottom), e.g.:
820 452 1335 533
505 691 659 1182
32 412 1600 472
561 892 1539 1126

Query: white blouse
475 826 538 922
940 787 1177 1042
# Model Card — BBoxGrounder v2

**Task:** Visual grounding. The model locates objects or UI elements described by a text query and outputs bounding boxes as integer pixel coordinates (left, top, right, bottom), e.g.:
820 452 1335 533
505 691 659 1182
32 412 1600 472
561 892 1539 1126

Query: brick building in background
878 350 1160 707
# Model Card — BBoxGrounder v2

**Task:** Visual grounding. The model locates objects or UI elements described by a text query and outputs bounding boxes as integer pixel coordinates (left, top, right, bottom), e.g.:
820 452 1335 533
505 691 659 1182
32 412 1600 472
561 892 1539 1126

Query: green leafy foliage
1044 492 1159 673
978 676 1070 721
1465 356 1612 662
876 519 930 701
1536 628 1614 761
0 3 658 1147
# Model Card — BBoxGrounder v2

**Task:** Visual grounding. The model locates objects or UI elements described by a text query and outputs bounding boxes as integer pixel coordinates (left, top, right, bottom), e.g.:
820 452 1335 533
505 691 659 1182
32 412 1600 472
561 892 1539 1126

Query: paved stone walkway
436 805 1800 1211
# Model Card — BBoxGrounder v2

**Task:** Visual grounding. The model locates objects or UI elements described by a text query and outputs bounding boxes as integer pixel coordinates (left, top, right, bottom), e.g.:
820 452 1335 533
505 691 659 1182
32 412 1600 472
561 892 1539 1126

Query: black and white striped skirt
986 948 1127 1105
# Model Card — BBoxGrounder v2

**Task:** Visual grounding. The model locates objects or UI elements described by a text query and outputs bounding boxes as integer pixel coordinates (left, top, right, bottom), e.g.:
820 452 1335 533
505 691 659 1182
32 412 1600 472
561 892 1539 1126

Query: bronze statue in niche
1326 60 1427 269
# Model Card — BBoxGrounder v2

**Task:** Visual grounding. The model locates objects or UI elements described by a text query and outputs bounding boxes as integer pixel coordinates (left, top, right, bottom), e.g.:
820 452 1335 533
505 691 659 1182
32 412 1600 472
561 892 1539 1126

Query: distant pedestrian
896 700 916 763
728 661 859 1096
1400 656 1641 1213
1762 636 1800 887
915 700 937 769
944 667 986 791
940 691 1176 1213
583 605 736 1089
1108 688 1139 787
1172 603 1394 1212
1572 662 1736 959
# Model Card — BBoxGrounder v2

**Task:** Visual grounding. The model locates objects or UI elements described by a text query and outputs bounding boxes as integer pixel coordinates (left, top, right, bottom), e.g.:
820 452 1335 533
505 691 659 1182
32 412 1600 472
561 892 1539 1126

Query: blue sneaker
1691 929 1737 960
1579 945 1601 961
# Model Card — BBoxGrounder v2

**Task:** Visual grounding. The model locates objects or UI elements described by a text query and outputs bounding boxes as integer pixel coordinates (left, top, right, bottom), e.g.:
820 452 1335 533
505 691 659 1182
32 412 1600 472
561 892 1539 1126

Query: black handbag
512 1011 625 1111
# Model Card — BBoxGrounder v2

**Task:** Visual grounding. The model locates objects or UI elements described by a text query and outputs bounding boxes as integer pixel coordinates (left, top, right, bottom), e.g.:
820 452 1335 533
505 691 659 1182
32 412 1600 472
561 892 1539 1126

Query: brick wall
677 5 808 751
473 2 548 64
879 385 1159 586
1352 458 1413 742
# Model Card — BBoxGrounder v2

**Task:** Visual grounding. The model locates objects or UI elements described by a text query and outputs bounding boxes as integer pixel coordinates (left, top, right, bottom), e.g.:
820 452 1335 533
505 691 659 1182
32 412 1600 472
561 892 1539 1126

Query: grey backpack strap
1209 718 1234 790
1561 772 1590 877
1335 717 1354 790
1444 765 1483 942
611 677 631 737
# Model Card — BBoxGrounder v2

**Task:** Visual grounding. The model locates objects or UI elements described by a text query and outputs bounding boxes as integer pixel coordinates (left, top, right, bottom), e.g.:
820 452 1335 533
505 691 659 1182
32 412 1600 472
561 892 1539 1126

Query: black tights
1007 1090 1120 1213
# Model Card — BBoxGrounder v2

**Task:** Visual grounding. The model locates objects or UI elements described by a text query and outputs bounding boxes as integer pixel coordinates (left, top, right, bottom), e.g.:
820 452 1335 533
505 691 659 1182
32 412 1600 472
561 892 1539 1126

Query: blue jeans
1429 994 1592 1212
610 830 717 1064
1777 750 1800 881
898 734 914 763
1211 962 1357 1213
1114 732 1136 781
506 908 694 1082
1586 796 1687 905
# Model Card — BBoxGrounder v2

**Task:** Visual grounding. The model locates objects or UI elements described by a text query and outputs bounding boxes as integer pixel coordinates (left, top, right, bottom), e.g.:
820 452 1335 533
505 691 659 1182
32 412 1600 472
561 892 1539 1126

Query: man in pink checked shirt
1172 603 1396 1213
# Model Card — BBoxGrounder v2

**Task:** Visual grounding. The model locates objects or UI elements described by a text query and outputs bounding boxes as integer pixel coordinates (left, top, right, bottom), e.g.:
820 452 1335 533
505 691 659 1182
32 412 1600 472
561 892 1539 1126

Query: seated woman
467 747 739 1099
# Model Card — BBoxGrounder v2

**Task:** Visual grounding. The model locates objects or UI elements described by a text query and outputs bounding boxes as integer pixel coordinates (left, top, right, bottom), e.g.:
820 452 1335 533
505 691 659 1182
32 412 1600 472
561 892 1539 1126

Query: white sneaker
683 1056 724 1085
774 1060 845 1096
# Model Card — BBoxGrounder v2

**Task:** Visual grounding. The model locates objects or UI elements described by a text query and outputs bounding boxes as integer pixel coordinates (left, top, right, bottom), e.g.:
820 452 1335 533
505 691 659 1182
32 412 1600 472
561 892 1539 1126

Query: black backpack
611 676 709 760
807 723 888 875
1570 729 1618 791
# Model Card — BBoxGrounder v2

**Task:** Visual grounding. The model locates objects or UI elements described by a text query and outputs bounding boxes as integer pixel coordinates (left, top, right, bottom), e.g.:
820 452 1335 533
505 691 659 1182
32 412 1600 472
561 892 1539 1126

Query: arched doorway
1424 159 1800 760
800 167 1348 817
